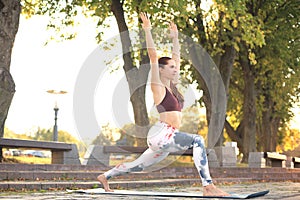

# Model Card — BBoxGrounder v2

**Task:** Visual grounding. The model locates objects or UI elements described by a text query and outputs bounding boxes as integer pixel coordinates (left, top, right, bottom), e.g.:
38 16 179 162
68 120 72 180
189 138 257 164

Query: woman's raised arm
140 12 158 64
169 22 180 84
140 12 163 100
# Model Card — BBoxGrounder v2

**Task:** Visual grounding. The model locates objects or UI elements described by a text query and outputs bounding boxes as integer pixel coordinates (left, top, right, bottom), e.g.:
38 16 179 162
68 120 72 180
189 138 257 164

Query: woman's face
159 59 178 80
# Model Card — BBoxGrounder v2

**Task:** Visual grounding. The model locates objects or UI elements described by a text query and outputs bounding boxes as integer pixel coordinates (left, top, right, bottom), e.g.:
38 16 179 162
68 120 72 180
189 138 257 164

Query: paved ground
0 182 299 200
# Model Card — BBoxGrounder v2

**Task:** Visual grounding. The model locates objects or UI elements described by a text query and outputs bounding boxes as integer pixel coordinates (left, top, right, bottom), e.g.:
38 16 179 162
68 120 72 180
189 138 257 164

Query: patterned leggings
104 121 213 186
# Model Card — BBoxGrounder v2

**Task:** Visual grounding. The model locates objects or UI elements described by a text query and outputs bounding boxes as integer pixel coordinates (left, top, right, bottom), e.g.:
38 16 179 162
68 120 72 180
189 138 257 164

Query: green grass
237 162 248 167
4 156 51 164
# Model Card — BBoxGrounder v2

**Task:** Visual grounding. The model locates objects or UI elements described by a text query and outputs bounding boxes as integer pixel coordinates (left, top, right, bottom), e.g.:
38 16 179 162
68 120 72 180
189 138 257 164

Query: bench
0 138 80 164
248 152 287 168
82 145 221 167
264 152 287 167
292 157 300 168
83 145 192 166
103 146 193 155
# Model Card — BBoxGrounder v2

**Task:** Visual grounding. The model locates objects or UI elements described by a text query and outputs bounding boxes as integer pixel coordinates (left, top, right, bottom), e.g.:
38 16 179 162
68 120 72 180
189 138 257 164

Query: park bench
0 138 80 165
103 145 193 155
83 145 224 167
292 157 300 168
248 152 287 168
264 152 287 167
83 145 193 166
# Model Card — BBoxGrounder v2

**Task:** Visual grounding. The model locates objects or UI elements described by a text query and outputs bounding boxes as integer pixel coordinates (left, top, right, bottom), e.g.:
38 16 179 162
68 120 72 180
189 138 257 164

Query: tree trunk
226 46 257 163
0 0 20 161
241 71 256 162
261 99 272 152
111 0 149 146
213 45 236 146
239 45 257 162
260 96 281 152
270 117 280 151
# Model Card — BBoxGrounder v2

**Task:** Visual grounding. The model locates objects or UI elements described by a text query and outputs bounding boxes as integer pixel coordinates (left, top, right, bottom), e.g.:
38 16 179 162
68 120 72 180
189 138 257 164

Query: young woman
97 12 229 197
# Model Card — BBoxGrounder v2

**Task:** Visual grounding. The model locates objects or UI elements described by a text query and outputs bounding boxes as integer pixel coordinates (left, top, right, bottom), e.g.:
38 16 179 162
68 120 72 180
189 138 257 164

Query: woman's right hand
140 12 152 30
169 22 178 39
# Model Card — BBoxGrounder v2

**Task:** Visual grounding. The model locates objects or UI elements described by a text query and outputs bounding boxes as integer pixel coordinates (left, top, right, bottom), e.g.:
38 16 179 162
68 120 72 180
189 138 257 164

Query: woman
97 12 229 196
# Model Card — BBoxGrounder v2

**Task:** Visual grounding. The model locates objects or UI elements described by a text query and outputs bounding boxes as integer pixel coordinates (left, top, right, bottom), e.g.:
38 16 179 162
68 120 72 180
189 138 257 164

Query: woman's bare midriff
159 111 182 129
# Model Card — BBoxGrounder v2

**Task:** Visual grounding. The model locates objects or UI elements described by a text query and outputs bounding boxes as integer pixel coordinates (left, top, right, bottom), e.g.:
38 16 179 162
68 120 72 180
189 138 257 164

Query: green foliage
117 123 138 146
4 127 30 139
91 123 116 146
30 128 52 141
211 0 265 52
255 0 300 122
180 104 206 134
277 127 300 152
21 0 112 42
255 0 299 143
201 0 300 149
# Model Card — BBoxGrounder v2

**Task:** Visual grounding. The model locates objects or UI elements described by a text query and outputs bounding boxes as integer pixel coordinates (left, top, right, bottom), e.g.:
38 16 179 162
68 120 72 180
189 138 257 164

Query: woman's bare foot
97 174 114 192
203 183 229 196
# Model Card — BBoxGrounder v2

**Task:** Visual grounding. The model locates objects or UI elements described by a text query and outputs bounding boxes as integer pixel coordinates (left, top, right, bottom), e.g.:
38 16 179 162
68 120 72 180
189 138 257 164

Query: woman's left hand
140 12 152 30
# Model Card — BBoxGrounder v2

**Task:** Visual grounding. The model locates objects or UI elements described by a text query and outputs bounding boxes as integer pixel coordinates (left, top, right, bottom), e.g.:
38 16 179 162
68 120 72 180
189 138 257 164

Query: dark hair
158 57 172 68
158 57 184 104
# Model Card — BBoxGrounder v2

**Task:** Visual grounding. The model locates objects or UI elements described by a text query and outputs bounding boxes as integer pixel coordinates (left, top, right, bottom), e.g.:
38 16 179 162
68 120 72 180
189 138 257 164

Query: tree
277 127 300 153
180 104 204 135
31 128 52 141
254 0 300 152
0 0 21 161
224 0 299 161
117 123 138 146
92 123 123 145
4 127 29 140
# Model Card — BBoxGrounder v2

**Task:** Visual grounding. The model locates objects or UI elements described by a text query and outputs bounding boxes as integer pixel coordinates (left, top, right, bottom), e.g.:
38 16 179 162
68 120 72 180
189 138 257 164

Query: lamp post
46 90 67 141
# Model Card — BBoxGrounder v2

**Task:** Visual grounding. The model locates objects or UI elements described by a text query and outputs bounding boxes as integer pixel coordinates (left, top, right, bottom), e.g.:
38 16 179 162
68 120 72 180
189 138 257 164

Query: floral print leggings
104 121 213 186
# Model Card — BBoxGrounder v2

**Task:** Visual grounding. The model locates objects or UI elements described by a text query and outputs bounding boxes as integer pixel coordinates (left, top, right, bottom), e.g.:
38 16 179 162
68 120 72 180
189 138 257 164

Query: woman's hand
140 12 152 30
169 22 178 39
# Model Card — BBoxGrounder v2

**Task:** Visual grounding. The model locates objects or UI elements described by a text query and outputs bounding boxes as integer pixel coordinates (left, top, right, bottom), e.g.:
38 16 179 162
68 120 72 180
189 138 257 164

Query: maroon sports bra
156 88 183 113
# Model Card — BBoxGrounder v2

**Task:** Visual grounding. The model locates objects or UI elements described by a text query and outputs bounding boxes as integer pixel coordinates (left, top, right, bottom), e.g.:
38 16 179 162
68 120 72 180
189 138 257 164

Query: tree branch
224 119 242 144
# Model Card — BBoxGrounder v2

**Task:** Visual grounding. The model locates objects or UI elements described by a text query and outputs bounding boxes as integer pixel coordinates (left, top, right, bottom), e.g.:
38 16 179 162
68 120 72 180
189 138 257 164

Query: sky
5 14 300 140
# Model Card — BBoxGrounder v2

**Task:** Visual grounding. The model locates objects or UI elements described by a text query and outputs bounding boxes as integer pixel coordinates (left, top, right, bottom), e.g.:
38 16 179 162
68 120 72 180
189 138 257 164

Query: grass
4 156 51 164
237 162 248 167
